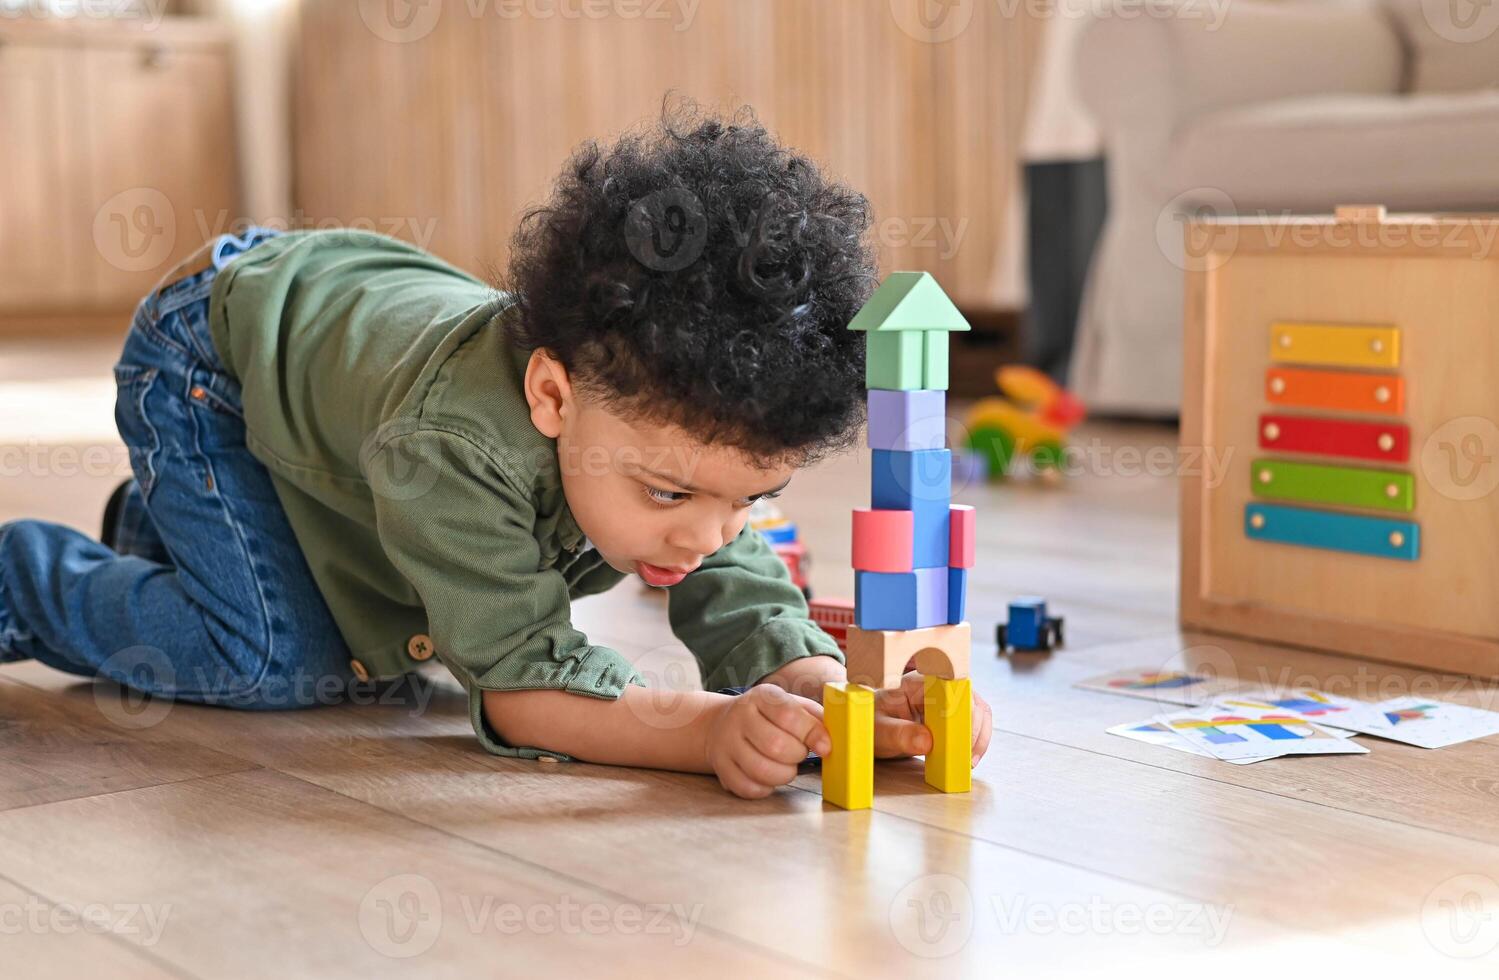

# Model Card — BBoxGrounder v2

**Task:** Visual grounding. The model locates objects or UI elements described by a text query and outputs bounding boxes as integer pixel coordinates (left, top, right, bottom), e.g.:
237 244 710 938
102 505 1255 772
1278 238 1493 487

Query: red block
1258 414 1409 463
949 504 975 568
852 509 914 572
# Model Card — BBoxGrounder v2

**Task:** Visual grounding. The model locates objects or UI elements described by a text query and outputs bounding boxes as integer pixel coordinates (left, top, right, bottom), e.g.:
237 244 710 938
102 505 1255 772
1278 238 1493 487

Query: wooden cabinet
0 18 239 326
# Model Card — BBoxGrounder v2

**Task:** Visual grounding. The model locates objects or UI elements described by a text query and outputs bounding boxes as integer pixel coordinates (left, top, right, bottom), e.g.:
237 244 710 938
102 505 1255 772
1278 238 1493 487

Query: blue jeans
0 227 354 708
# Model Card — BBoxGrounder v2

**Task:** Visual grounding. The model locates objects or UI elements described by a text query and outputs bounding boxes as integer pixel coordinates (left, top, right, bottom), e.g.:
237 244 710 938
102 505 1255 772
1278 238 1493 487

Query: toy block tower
822 272 975 809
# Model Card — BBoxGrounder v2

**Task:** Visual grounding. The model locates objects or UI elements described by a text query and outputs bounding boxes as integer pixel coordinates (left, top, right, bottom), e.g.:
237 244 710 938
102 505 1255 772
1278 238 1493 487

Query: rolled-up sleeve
666 524 844 692
366 426 643 758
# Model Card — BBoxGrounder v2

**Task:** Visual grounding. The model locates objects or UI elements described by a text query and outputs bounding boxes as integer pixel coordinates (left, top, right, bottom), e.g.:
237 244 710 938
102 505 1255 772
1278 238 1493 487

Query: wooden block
948 504 975 568
947 566 967 624
923 676 971 794
822 682 874 810
1259 413 1410 463
1269 322 1400 370
1265 366 1404 416
846 271 971 333
1250 459 1414 513
1245 503 1420 561
854 568 948 630
922 329 948 390
867 389 946 451
845 622 970 690
871 449 951 567
866 331 924 390
851 509 914 572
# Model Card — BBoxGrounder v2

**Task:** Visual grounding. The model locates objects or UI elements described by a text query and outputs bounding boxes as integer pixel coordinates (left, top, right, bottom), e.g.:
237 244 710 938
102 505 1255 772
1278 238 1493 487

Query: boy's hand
874 671 993 766
704 685 830 800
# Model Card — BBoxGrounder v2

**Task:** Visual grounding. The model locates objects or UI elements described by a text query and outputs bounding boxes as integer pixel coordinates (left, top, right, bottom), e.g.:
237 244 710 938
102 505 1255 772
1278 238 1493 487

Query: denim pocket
113 364 162 497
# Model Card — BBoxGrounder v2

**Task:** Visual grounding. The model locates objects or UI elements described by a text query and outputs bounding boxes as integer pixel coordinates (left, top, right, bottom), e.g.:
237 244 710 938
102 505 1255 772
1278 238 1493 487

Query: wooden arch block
845 622 971 691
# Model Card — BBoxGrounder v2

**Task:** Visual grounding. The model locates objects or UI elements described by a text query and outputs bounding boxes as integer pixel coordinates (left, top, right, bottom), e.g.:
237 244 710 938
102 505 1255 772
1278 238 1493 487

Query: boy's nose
669 520 727 560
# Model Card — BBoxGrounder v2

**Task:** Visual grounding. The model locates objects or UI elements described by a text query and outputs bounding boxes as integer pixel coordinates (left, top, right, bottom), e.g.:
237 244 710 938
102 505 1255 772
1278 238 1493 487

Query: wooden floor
3 336 1499 977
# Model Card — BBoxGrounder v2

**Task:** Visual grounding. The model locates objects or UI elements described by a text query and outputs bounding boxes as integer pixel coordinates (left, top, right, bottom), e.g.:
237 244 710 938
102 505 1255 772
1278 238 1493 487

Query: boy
0 105 992 799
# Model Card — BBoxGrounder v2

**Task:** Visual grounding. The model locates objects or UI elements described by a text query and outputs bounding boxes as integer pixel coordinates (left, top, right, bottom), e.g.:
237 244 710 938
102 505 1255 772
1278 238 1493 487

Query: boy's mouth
634 561 693 587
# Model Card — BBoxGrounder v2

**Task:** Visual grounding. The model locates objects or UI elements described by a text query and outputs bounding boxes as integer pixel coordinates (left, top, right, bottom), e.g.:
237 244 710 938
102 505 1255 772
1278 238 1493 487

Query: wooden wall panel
296 0 1042 310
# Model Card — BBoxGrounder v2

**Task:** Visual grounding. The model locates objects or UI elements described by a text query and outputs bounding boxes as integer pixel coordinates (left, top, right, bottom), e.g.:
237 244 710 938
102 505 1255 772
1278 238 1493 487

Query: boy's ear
523 349 575 439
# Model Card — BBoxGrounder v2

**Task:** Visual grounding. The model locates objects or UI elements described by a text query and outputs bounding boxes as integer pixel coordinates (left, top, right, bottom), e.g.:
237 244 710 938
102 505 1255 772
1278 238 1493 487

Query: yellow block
1269 322 1399 369
822 682 874 810
966 398 1065 448
924 676 972 794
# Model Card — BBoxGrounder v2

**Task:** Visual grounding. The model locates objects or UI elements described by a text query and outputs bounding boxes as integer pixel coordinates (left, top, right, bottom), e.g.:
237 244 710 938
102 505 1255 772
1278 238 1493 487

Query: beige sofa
1070 0 1499 415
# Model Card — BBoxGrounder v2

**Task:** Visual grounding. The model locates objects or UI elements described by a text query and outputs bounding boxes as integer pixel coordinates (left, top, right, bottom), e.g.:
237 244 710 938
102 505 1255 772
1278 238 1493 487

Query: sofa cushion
1382 0 1499 92
1170 90 1499 211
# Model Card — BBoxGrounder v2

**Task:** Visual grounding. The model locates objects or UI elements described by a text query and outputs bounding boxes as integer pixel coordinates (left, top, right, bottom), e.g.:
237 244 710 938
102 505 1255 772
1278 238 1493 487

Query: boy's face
525 351 798 587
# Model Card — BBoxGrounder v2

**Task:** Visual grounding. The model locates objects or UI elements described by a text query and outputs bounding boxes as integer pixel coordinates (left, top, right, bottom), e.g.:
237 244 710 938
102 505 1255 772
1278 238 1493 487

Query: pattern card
1217 689 1392 735
1075 668 1238 707
1152 707 1370 762
1359 697 1499 749
1107 720 1263 765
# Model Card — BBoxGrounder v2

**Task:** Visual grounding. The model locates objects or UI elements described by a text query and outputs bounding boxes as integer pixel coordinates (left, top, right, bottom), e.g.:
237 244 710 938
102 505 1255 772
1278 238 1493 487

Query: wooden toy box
1180 207 1499 678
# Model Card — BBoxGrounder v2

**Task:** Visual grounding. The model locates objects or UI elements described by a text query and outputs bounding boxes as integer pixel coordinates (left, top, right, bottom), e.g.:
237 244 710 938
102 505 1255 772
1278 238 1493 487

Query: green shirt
205 229 843 758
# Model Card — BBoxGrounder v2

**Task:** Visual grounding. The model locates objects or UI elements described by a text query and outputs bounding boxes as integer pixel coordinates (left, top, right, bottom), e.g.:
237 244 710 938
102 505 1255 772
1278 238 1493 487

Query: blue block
947 567 967 624
1245 503 1419 561
872 449 951 568
855 568 949 631
1006 597 1046 649
867 389 946 452
872 448 951 508
758 522 798 545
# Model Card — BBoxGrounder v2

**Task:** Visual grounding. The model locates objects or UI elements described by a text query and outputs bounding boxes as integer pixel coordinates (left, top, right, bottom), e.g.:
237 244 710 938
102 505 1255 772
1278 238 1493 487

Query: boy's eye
645 485 689 506
740 489 783 508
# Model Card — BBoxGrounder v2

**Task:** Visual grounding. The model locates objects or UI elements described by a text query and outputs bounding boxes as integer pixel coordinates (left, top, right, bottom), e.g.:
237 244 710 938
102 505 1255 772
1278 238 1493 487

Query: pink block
949 505 975 568
852 509 914 572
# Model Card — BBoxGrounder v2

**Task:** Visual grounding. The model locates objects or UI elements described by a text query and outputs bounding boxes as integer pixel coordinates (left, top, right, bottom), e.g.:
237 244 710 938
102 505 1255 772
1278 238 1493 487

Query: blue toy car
996 596 1064 653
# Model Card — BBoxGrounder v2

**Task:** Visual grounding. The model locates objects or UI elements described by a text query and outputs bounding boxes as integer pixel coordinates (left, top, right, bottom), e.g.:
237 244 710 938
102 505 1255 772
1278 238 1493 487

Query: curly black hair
497 96 877 465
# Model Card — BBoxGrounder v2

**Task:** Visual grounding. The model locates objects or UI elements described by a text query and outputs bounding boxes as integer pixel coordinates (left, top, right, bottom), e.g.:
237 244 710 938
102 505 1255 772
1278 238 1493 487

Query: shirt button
407 634 435 661
349 659 371 682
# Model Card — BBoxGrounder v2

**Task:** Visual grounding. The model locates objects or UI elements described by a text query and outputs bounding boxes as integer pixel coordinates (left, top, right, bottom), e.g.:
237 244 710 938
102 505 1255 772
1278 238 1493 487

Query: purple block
867 389 946 452
914 566 949 629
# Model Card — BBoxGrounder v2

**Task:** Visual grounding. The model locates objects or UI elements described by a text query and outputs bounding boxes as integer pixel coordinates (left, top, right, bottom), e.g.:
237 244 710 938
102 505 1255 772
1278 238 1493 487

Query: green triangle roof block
848 271 971 333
